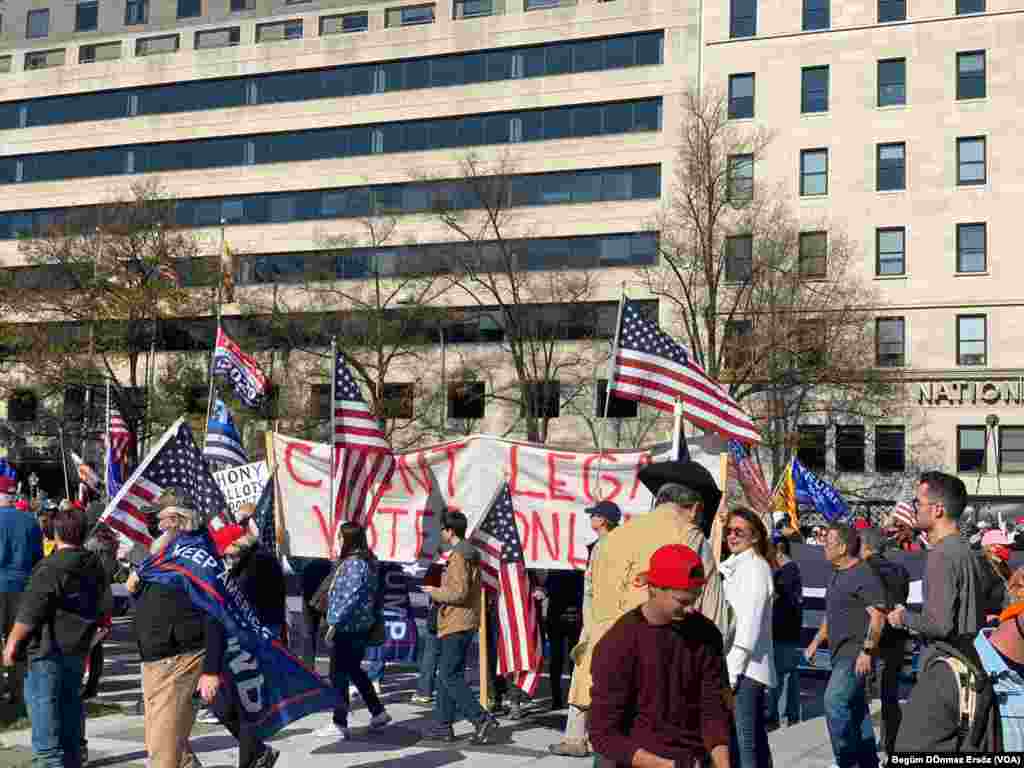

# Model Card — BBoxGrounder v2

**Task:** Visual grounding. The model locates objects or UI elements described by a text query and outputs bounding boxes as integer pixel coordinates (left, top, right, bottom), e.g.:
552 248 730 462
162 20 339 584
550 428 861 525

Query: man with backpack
860 528 910 759
895 597 1024 752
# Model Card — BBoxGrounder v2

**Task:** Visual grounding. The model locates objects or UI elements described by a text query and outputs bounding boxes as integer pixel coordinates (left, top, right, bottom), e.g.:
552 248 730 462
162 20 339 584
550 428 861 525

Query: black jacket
134 580 206 662
545 569 584 627
204 546 286 675
17 547 109 662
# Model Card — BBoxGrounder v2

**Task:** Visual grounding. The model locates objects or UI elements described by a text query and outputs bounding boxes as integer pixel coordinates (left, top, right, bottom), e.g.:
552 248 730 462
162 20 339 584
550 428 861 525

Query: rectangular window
797 426 827 471
454 0 493 16
136 34 179 56
875 425 905 473
595 379 638 418
730 0 756 37
386 4 435 26
321 12 368 34
195 27 240 49
724 319 754 370
1000 427 1024 474
877 142 906 191
957 223 986 273
957 51 985 100
878 58 906 106
26 9 49 38
309 384 330 421
256 19 303 41
728 73 755 119
800 148 828 196
79 41 121 62
798 231 827 278
876 227 905 275
75 0 98 31
957 314 986 365
727 154 754 201
836 425 866 472
725 235 753 282
957 0 984 13
957 136 986 185
958 425 987 473
801 66 829 113
0 57 10 74
230 0 255 10
523 380 560 419
125 0 148 24
448 381 485 420
381 382 414 420
878 0 905 20
25 49 65 70
525 0 561 9
876 317 905 367
177 0 200 17
802 0 829 29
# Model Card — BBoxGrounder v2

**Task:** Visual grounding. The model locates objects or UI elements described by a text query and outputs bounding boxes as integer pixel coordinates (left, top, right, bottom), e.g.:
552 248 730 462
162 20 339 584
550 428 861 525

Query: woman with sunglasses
718 507 776 768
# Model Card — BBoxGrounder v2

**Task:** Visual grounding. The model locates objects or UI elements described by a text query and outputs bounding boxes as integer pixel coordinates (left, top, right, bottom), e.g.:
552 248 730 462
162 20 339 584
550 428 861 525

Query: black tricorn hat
638 460 722 518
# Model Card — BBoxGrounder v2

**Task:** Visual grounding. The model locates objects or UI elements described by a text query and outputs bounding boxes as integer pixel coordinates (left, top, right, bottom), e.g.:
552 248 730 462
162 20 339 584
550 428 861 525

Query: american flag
608 297 761 445
99 418 228 547
213 328 269 409
332 346 395 529
70 451 100 504
728 440 773 519
109 405 134 463
469 482 542 696
253 473 277 556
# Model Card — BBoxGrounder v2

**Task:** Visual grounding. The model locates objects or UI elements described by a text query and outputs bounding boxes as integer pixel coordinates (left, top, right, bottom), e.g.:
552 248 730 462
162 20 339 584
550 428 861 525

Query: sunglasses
726 527 752 538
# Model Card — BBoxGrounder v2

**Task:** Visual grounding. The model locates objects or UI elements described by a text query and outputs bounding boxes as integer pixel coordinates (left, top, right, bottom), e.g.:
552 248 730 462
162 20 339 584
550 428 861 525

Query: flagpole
104 380 111 504
671 399 685 460
596 288 628 498
59 426 71 500
329 337 338 553
205 221 225 446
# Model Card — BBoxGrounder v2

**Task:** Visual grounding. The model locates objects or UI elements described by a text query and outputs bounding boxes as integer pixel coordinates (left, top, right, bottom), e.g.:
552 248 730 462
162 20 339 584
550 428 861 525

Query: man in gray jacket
887 472 989 662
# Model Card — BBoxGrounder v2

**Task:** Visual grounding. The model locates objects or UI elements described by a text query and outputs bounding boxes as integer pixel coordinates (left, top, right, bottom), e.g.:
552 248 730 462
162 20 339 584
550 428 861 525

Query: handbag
309 561 341 615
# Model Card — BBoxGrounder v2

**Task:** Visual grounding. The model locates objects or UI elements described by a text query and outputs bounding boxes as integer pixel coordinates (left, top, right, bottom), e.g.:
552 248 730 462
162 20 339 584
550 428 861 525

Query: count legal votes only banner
268 432 728 569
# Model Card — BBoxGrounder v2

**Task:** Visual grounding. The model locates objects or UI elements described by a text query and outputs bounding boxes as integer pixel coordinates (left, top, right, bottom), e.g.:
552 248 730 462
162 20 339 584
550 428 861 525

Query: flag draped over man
332 345 394 527
470 482 542 696
204 399 248 467
608 297 760 445
213 328 269 409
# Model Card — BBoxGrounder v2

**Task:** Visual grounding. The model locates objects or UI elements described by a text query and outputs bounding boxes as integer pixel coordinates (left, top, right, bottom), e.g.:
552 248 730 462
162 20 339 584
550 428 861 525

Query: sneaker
548 740 592 758
368 712 392 730
409 694 434 706
420 723 459 744
471 715 499 745
196 707 220 725
313 722 351 740
250 747 280 768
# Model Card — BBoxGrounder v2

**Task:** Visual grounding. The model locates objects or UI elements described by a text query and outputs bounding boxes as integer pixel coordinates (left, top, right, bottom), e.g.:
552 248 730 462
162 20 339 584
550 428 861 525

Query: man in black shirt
767 533 803 729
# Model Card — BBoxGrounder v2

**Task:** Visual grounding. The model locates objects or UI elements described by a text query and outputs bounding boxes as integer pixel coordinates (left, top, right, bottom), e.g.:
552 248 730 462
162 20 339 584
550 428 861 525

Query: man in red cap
589 544 730 768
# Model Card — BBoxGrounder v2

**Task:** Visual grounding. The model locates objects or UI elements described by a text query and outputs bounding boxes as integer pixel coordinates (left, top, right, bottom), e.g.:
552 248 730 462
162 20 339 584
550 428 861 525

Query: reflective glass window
546 43 572 75
431 56 462 87
572 104 604 137
574 40 604 72
604 36 635 69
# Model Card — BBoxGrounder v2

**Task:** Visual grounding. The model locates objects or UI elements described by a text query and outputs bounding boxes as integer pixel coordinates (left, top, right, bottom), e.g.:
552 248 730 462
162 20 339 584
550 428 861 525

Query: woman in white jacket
720 507 776 768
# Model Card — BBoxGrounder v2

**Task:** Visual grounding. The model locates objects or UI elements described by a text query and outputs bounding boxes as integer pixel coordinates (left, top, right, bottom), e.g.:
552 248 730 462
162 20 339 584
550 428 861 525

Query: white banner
269 433 726 569
213 461 269 515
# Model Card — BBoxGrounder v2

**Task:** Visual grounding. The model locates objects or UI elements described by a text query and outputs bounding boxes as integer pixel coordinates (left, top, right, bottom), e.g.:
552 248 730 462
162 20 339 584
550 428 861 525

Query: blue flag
364 563 419 666
204 399 248 467
253 475 276 557
791 458 850 522
138 531 339 738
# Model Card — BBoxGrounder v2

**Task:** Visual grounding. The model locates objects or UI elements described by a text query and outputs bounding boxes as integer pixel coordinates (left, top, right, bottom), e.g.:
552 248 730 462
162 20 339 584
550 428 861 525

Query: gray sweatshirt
905 532 987 643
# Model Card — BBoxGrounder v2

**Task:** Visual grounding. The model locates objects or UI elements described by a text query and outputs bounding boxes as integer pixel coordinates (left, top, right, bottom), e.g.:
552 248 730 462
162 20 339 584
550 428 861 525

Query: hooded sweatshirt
431 540 482 638
16 547 109 662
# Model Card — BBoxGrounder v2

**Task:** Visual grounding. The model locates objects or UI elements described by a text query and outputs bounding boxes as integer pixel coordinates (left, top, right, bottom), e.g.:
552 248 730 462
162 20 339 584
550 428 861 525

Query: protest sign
214 461 269 515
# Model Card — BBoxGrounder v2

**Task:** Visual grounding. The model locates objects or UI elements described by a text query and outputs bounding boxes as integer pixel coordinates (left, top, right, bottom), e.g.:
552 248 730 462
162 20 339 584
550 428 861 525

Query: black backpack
926 635 1002 752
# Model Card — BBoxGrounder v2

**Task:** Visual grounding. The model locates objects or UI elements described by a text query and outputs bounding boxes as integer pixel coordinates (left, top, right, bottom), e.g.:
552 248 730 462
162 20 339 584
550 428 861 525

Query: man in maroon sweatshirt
590 544 731 768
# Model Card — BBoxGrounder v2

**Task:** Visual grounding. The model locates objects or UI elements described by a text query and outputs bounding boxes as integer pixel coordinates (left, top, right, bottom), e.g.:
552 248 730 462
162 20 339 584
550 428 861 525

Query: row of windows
0 98 662 186
0 165 660 240
730 0 984 38
0 31 662 130
957 426 1024 474
874 315 987 368
726 51 987 120
796 424 907 473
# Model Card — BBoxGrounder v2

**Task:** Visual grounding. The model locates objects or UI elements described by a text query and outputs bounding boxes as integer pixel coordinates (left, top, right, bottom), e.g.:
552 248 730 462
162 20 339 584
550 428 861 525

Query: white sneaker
368 712 392 730
313 722 351 740
196 708 220 725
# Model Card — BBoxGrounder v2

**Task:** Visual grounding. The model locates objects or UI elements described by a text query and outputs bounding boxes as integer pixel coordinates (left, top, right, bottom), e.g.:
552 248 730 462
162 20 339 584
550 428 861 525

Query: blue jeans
767 642 802 725
435 630 487 727
331 631 384 727
730 676 773 768
824 656 879 768
417 627 440 697
25 654 86 768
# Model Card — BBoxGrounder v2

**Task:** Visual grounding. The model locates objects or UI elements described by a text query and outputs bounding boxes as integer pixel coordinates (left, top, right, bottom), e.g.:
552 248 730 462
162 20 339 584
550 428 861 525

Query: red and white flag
109 405 134 463
332 346 394 530
470 482 542 696
609 297 761 444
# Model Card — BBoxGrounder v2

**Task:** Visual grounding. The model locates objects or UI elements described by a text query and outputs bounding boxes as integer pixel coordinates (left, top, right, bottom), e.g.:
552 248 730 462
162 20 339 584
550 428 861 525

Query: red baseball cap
853 518 871 530
645 544 706 591
210 524 248 557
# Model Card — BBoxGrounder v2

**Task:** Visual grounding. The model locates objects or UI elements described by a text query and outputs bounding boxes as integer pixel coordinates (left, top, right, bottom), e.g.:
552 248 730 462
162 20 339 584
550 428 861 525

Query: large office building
0 0 1019 496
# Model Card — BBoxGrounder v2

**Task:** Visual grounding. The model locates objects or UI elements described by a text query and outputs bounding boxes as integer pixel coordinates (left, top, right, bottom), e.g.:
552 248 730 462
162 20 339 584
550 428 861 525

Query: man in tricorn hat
567 460 724 724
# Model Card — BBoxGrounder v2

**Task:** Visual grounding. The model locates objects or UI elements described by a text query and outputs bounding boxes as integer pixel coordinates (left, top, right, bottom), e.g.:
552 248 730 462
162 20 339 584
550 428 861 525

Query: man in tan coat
420 511 499 745
568 462 724 718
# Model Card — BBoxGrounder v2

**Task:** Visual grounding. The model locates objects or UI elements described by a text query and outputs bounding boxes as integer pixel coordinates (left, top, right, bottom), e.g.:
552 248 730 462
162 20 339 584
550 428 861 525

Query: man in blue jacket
0 466 43 712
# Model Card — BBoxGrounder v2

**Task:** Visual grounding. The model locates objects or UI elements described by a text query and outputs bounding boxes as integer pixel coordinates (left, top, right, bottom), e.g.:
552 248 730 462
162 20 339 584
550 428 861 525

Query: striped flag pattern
470 482 542 696
332 347 395 527
728 440 773 518
204 399 248 467
99 418 228 547
213 328 269 409
70 451 100 504
608 297 761 444
109 405 134 463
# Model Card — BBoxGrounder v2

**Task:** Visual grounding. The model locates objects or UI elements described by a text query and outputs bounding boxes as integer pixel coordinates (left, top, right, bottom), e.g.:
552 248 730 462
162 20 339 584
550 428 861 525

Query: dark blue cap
586 500 622 525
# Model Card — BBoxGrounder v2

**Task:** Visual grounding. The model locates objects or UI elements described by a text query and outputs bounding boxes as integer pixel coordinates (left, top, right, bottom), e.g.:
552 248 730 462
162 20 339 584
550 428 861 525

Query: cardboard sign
214 461 270 515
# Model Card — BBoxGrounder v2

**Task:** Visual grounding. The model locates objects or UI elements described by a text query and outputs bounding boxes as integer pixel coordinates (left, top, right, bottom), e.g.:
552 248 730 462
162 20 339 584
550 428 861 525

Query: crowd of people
1 463 1023 768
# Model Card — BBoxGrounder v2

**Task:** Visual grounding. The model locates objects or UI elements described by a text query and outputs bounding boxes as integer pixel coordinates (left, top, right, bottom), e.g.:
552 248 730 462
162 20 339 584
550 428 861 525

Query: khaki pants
141 650 205 768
